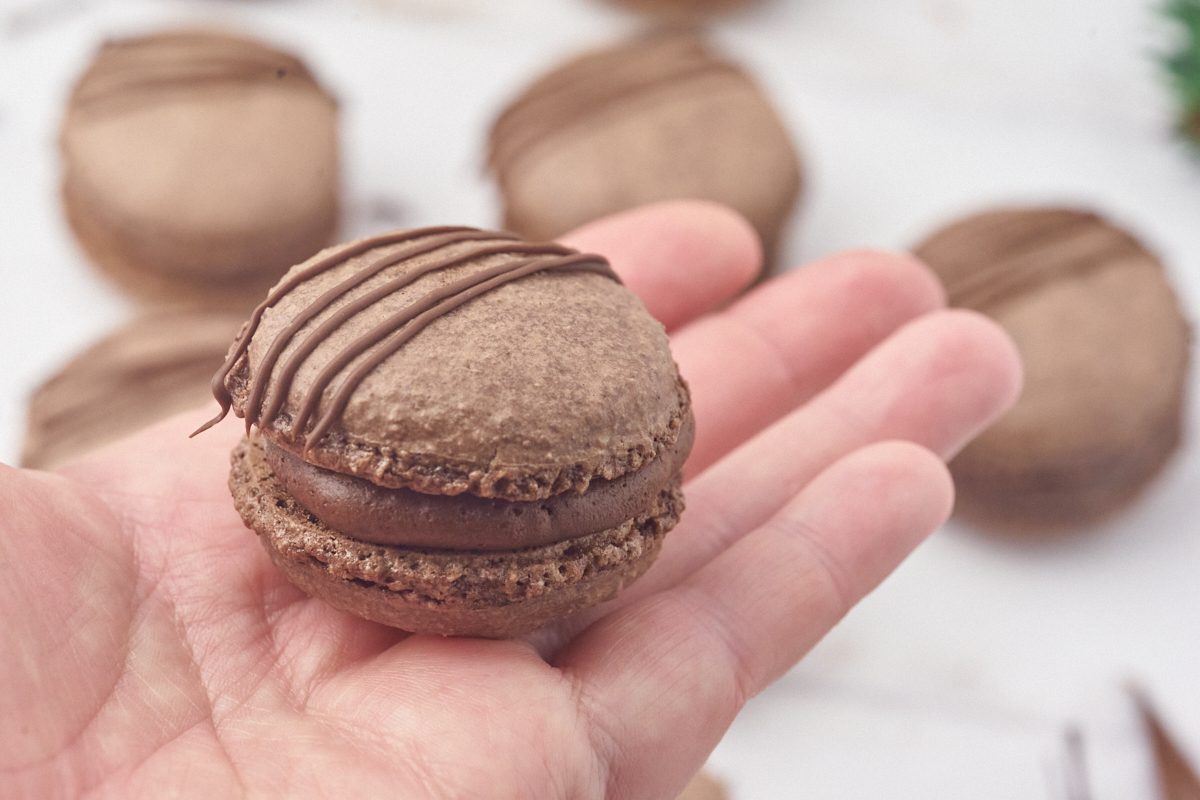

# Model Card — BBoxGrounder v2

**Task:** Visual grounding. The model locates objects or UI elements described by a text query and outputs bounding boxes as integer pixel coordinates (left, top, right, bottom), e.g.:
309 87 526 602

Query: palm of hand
10 428 607 797
1 203 1020 799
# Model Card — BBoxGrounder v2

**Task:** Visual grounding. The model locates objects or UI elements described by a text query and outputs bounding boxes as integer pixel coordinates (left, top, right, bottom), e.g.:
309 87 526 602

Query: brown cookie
60 29 340 310
914 208 1191 532
488 29 801 275
22 309 245 470
200 226 693 637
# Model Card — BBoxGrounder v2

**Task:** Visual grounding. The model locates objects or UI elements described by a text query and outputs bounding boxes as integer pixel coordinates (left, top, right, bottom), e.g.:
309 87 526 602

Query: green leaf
1163 0 1200 144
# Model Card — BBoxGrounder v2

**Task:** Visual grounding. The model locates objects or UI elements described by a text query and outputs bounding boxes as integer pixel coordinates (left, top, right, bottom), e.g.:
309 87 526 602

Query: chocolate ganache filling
261 414 693 551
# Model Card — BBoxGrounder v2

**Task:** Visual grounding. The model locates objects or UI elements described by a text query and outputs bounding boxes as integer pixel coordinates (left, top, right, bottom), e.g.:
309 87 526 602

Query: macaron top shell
217 228 690 501
60 29 338 284
914 208 1190 479
487 29 801 256
488 30 735 178
913 208 1150 310
957 254 1188 469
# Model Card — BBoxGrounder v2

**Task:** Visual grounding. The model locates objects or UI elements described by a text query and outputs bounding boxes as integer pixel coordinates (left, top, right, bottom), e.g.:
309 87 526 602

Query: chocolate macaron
60 29 339 309
487 29 801 275
914 208 1191 531
22 309 246 470
199 226 692 637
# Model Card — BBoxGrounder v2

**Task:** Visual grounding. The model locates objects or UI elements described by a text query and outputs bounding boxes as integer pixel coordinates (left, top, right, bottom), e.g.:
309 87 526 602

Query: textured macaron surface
213 227 690 502
231 432 683 637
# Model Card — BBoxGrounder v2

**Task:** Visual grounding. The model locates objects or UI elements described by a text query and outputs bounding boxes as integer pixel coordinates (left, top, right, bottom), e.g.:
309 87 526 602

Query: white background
1 0 1198 797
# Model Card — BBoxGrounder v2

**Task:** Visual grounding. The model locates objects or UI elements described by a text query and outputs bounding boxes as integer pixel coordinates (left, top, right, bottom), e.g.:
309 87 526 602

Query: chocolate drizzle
488 30 744 177
248 229 509 433
193 228 621 447
70 30 324 114
916 210 1154 311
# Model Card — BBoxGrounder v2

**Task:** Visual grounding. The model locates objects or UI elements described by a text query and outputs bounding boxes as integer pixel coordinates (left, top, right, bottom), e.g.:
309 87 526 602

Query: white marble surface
1 0 1198 797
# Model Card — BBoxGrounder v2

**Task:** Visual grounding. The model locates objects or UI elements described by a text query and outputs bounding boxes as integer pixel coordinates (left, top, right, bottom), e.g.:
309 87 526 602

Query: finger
558 199 761 331
635 308 1021 600
561 441 954 800
534 308 1018 655
672 249 946 477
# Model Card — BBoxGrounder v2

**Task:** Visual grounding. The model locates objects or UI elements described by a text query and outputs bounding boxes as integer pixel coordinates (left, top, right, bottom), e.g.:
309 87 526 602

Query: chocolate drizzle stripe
493 54 724 138
492 32 708 132
945 220 1150 310
248 229 509 430
192 226 507 436
192 228 621 445
73 71 317 112
504 35 706 107
489 51 742 176
300 252 618 449
257 240 580 434
72 34 320 112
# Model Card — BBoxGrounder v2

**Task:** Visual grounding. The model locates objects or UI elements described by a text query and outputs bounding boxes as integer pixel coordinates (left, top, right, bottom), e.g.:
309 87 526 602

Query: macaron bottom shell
230 434 682 638
949 399 1184 535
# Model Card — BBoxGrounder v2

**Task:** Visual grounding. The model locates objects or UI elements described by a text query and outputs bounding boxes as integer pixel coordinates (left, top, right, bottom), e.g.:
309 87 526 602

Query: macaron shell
235 234 689 500
951 256 1188 529
60 30 339 308
969 256 1188 462
63 86 338 277
489 30 800 271
500 73 798 261
22 310 245 470
231 433 681 638
915 208 1191 530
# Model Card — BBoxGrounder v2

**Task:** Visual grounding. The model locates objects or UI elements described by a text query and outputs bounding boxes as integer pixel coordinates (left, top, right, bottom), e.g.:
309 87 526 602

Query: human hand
1 201 1021 799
